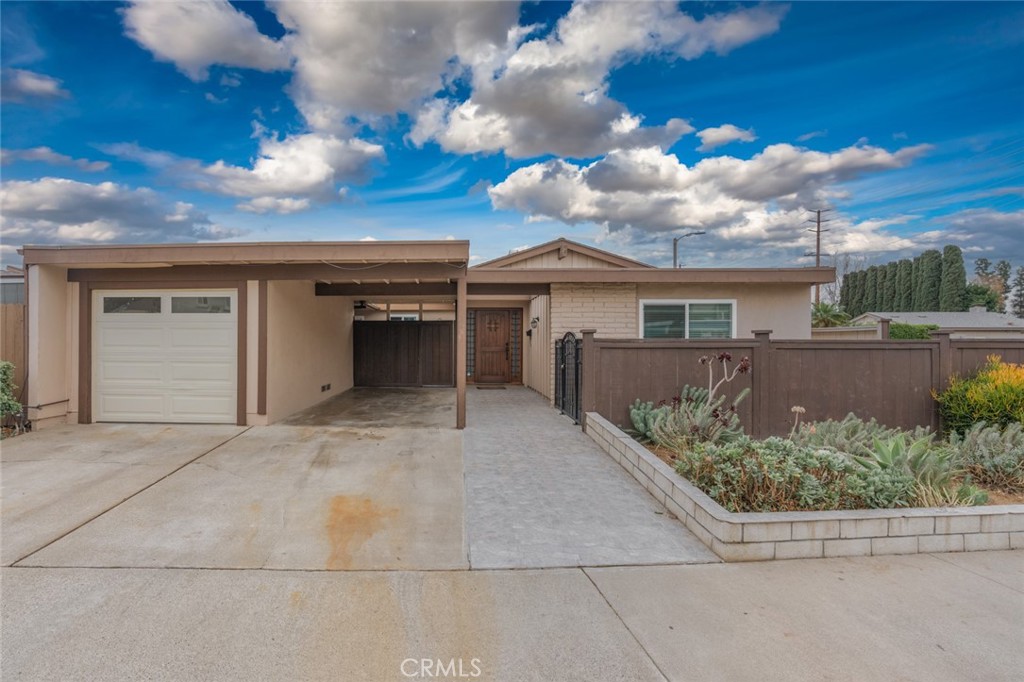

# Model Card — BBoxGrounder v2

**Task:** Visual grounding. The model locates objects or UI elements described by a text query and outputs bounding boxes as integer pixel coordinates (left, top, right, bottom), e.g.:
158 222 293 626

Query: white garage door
94 289 237 423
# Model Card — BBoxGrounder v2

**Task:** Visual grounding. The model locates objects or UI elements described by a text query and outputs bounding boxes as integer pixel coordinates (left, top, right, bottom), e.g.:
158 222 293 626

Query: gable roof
853 311 1024 329
472 237 654 269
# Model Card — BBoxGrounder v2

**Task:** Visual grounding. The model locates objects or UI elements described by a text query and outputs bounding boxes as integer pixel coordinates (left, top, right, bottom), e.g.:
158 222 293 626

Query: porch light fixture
530 316 540 329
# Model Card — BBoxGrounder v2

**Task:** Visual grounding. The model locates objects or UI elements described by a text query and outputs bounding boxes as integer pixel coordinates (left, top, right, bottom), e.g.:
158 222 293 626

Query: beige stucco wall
27 265 71 428
637 283 813 339
265 281 353 423
525 295 551 398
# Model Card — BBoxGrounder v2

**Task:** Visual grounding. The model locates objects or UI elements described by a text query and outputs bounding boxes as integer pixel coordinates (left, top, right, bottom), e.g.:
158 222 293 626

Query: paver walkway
463 386 718 568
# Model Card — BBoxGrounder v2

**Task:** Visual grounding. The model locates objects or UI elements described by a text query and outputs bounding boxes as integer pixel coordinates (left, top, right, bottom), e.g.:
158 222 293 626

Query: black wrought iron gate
554 331 582 423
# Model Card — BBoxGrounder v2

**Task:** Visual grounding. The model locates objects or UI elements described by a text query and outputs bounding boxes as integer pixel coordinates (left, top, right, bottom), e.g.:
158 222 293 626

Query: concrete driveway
1 423 245 566
10 423 466 571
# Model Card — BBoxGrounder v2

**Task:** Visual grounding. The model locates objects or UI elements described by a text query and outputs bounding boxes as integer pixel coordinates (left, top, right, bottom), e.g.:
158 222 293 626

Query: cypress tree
917 253 925 309
875 266 888 311
1012 267 1024 318
883 261 899 311
896 259 913 311
916 250 942 310
849 270 864 317
864 266 879 313
995 260 1012 312
839 275 850 312
939 244 968 311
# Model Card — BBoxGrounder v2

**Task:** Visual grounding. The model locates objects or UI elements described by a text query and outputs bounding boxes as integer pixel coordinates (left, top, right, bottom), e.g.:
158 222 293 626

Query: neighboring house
850 309 1024 339
1 265 25 304
19 238 832 429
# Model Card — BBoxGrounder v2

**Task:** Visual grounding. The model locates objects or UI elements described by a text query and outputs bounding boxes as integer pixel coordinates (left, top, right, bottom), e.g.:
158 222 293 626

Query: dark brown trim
316 282 456 296
78 280 247 426
257 280 267 416
78 282 91 424
467 283 550 296
467 267 836 285
236 281 247 426
23 240 470 266
68 262 467 284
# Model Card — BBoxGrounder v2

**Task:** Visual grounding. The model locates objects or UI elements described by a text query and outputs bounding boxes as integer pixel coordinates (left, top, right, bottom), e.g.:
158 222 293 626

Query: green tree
939 244 968 311
974 257 992 279
911 255 922 310
839 275 850 312
896 259 913 311
811 302 851 328
965 283 999 311
850 270 866 317
875 266 888 311
916 250 942 310
883 261 899 311
864 266 879 312
995 260 1012 291
1012 267 1024 318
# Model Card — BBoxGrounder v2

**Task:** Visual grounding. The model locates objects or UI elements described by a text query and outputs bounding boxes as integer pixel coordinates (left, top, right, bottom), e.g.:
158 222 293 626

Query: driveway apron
463 387 718 568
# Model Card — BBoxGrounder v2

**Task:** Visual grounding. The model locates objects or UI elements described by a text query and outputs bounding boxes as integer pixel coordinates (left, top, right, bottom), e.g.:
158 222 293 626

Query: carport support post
456 276 467 429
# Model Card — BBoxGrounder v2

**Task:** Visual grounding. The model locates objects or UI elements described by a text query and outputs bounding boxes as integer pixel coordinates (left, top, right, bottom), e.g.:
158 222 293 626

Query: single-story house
848 309 1024 339
19 238 833 429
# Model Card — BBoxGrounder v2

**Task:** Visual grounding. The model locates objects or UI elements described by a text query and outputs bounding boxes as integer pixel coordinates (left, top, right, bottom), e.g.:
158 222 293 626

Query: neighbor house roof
853 311 1024 329
472 237 655 269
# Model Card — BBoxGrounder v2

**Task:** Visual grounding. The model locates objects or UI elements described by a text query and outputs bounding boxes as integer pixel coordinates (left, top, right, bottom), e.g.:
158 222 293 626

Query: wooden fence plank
0 304 26 400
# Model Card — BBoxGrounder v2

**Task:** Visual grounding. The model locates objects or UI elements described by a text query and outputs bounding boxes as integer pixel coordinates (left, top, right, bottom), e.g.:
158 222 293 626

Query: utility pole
806 208 832 304
672 230 706 268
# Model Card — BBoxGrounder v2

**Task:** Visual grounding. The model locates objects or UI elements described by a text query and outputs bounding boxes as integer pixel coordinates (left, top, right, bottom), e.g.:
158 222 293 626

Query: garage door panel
169 361 235 383
168 394 236 422
169 327 235 350
94 289 237 424
96 394 166 421
97 326 165 350
98 360 165 382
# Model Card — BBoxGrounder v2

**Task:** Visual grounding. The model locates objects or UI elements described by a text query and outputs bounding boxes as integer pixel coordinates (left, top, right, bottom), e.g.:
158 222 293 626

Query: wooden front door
475 310 511 383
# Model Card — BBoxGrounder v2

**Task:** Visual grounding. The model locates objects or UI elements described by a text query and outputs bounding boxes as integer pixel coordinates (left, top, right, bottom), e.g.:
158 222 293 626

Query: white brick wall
548 283 637 401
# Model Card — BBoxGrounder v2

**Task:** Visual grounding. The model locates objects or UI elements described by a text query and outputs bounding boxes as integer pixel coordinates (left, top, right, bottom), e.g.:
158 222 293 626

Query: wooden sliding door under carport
353 320 455 387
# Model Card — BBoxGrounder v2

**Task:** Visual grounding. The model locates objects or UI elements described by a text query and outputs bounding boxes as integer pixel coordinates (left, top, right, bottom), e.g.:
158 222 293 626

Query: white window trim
638 299 737 339
389 313 420 321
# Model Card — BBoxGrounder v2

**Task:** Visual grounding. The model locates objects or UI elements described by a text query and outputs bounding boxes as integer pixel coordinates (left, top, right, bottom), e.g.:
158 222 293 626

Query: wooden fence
0 304 26 400
580 330 1024 436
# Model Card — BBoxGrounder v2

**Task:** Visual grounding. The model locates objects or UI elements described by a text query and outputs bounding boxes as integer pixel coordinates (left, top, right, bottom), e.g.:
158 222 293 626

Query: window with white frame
389 313 420 321
640 300 736 339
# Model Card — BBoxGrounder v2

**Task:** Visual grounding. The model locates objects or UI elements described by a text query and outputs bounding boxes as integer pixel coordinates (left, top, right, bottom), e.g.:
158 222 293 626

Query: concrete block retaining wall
585 412 1024 562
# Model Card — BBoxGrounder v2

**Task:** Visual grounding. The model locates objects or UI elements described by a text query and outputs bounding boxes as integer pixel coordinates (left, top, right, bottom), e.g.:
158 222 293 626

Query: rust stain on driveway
324 495 397 570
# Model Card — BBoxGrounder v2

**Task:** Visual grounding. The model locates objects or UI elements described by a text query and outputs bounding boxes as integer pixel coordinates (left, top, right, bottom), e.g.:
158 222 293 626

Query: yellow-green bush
935 356 1024 435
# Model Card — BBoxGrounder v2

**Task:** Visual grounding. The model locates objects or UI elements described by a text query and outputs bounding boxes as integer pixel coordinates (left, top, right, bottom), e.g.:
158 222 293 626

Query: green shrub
628 399 669 443
889 322 939 340
949 422 1024 492
853 435 985 506
791 413 931 458
0 361 20 421
674 436 918 512
934 356 1024 435
652 385 748 452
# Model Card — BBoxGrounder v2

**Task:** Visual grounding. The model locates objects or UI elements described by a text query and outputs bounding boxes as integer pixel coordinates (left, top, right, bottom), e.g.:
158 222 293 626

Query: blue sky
1 1 1021 269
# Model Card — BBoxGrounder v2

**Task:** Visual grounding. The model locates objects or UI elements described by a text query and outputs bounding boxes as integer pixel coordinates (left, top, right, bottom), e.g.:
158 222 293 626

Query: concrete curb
585 412 1024 562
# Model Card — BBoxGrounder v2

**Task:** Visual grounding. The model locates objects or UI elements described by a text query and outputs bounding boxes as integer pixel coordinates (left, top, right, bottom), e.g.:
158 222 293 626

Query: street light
672 231 706 268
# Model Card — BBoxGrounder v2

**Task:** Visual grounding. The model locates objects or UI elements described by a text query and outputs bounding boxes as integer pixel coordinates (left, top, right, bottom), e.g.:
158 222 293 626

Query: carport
21 241 474 429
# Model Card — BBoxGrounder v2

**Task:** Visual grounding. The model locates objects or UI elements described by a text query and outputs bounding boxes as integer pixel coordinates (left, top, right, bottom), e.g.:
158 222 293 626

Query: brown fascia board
20 240 470 266
472 237 655 269
466 267 836 285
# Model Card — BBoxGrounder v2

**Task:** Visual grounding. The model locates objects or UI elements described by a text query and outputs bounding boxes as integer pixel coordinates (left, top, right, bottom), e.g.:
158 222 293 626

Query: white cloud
273 0 521 130
204 92 226 104
797 129 828 142
220 73 242 88
101 132 384 214
0 68 70 102
696 124 757 152
416 2 785 158
121 0 289 81
1 146 109 172
0 177 243 247
489 142 933 265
